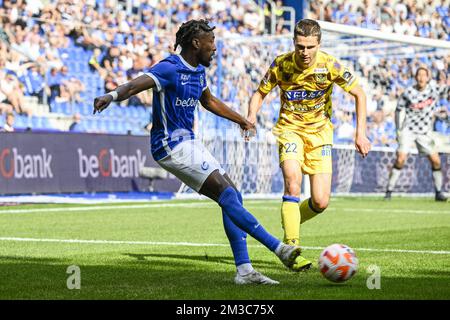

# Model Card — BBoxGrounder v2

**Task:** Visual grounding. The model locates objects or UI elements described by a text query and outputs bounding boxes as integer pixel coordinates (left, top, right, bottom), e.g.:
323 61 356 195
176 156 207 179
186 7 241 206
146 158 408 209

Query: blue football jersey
146 54 207 161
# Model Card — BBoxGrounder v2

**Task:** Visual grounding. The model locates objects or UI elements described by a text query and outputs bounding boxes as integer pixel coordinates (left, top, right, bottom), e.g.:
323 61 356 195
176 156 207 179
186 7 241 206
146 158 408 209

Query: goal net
179 22 450 197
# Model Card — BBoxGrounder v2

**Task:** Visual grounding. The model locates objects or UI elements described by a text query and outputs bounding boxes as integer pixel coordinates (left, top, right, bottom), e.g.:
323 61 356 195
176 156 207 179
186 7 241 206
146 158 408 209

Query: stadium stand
0 0 448 147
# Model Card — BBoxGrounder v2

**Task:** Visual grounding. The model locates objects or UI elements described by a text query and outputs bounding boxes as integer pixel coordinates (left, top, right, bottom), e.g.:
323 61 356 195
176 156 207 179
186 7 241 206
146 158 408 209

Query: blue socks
218 186 280 252
222 190 250 266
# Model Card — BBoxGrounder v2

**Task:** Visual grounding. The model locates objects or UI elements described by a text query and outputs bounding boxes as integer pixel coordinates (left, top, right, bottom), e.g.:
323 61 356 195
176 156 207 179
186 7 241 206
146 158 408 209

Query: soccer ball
318 244 358 283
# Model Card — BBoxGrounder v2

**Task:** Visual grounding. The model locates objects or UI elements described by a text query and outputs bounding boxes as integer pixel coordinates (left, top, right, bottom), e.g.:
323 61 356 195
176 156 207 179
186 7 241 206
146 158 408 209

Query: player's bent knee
394 162 405 170
395 156 408 168
429 157 441 170
311 198 329 212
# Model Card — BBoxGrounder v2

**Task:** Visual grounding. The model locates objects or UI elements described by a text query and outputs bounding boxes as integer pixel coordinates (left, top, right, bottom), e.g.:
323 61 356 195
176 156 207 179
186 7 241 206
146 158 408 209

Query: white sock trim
237 263 254 276
274 242 285 256
433 170 443 192
388 167 402 191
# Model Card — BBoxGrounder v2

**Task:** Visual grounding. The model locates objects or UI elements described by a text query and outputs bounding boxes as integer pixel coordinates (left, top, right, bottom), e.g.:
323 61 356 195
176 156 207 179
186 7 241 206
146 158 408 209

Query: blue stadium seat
41 117 53 130
30 116 42 129
14 115 29 129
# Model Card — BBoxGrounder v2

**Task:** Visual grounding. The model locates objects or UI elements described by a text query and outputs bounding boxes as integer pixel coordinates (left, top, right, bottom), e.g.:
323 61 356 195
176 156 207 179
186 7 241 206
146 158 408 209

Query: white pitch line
0 203 448 215
328 208 450 214
0 202 216 214
0 237 449 255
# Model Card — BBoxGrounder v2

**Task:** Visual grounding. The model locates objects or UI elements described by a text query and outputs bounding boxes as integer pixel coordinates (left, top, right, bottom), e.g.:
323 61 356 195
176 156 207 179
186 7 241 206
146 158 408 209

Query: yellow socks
300 198 322 224
281 196 300 245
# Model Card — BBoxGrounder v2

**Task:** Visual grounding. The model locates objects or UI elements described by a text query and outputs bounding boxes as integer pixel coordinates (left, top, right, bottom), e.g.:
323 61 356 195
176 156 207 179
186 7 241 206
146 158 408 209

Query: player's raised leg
385 151 408 200
428 153 448 202
300 173 331 220
299 143 333 220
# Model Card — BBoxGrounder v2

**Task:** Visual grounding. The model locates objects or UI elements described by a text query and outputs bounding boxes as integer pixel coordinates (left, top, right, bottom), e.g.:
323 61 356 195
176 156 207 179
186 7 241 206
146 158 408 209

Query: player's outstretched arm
244 90 268 141
93 74 156 114
200 87 256 133
349 84 371 158
247 90 267 123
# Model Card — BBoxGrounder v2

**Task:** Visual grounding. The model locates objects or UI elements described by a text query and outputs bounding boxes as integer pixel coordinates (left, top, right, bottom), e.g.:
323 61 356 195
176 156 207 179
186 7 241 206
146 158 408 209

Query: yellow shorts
276 122 333 175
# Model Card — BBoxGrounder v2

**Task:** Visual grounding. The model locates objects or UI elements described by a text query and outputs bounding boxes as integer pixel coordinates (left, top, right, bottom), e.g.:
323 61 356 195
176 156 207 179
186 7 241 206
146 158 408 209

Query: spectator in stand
21 64 45 103
68 112 87 132
101 46 121 73
367 109 396 147
46 67 62 103
88 47 108 78
1 112 15 132
59 66 85 103
0 0 447 144
306 0 449 40
0 70 30 116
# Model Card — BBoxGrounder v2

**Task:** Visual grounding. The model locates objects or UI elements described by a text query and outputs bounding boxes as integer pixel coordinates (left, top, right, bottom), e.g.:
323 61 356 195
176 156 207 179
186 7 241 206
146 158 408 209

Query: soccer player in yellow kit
247 19 371 270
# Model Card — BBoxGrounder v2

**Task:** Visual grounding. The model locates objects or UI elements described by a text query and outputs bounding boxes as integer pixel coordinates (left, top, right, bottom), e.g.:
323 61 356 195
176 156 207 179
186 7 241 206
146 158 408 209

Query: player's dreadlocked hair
174 19 216 51
294 19 322 43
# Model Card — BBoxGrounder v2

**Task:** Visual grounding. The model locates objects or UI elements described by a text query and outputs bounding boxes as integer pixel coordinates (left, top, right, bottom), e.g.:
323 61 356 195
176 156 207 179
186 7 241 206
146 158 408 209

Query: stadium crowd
307 0 449 40
0 0 448 146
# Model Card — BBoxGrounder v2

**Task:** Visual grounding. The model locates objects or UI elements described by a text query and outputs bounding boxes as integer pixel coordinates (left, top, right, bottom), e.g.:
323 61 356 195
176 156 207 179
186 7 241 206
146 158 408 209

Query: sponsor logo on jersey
314 68 328 73
281 101 325 112
201 161 209 171
321 145 332 157
342 70 353 81
284 89 326 101
411 98 434 110
175 97 198 107
180 74 190 85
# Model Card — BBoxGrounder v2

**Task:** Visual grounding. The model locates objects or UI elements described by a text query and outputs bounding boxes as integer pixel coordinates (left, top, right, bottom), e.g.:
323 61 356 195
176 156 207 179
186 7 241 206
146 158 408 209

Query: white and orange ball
318 244 358 283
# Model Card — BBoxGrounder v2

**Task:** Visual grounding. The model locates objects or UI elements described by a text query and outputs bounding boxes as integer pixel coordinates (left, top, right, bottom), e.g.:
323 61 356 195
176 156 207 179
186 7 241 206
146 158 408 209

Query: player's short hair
415 66 430 78
175 19 216 51
294 19 321 43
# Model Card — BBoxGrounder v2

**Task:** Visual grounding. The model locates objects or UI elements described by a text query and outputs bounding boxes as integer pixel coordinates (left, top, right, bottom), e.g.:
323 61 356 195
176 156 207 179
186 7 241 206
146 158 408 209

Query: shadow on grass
123 252 278 269
0 255 449 300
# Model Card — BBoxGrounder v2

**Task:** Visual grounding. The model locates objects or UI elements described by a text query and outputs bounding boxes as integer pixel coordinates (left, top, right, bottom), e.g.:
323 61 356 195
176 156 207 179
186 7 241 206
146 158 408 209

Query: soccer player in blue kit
93 20 302 285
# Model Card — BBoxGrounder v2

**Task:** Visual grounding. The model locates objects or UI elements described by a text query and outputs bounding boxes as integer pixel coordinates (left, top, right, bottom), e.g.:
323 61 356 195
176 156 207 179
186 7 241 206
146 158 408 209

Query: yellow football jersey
257 51 358 135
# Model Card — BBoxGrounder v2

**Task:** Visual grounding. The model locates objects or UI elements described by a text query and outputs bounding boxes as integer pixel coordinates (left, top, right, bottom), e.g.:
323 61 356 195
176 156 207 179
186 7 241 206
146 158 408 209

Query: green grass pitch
0 197 449 300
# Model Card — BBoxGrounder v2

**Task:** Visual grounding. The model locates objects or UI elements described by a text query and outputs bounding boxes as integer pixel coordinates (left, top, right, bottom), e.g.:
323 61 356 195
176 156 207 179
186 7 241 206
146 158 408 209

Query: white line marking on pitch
0 203 448 215
0 237 449 255
0 202 215 214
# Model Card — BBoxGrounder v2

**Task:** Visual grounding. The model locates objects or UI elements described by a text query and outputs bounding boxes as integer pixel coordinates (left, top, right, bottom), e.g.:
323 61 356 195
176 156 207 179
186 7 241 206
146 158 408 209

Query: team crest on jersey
314 73 327 84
